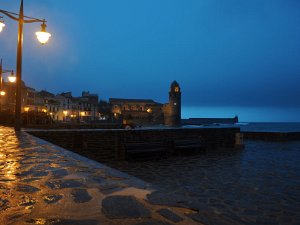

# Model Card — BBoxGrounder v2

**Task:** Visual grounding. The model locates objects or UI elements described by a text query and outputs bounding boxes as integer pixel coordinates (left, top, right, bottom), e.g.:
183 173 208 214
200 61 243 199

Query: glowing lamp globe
8 71 16 83
0 91 6 96
36 31 51 44
8 76 16 83
0 21 5 32
36 22 51 45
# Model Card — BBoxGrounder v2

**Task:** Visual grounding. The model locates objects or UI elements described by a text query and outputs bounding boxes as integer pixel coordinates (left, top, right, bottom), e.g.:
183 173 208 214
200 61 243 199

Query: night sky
1 0 300 122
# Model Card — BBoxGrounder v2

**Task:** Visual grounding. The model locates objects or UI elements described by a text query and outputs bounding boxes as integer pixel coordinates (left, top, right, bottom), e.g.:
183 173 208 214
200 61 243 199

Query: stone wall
27 127 241 162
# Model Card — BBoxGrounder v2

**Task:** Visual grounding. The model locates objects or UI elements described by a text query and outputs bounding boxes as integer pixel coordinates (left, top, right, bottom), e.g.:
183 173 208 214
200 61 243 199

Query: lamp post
0 59 15 94
0 59 15 111
0 0 51 131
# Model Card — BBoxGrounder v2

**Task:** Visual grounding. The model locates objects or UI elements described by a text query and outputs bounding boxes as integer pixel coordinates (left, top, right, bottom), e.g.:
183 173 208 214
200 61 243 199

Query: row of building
0 80 101 122
0 80 182 126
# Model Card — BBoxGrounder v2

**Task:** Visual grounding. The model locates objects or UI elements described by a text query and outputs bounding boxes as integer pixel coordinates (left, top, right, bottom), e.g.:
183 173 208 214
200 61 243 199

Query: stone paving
109 140 300 225
0 127 201 225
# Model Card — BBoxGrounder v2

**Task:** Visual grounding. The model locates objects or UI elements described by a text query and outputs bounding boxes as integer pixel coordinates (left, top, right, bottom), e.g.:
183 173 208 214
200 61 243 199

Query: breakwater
27 127 241 162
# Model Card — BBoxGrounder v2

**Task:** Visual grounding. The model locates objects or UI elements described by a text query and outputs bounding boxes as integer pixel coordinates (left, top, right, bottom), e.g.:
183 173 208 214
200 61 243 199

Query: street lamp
0 70 15 95
0 59 15 96
36 21 51 45
8 72 16 83
0 59 15 111
0 0 51 131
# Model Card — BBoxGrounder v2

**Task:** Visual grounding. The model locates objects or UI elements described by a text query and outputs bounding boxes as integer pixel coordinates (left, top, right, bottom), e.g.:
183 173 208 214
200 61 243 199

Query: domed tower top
170 80 180 93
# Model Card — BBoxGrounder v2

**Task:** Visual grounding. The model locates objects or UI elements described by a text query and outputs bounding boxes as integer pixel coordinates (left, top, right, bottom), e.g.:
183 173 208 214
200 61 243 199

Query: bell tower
164 81 181 126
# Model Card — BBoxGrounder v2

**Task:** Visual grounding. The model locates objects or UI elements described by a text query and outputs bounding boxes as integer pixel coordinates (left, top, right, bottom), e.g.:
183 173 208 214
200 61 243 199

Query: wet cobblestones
109 140 300 225
0 127 199 225
2 125 299 224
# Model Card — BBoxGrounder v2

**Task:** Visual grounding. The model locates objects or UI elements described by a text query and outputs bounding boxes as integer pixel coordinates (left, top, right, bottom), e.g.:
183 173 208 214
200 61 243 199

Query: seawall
27 127 241 162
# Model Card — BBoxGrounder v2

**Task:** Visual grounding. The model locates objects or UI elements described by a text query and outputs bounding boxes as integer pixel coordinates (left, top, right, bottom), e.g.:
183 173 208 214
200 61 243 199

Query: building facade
109 81 182 126
0 80 31 113
110 98 164 125
0 81 100 123
1 80 182 126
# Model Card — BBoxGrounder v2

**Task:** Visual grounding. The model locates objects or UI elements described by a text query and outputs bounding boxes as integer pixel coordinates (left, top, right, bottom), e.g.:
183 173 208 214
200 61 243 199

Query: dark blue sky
1 0 300 121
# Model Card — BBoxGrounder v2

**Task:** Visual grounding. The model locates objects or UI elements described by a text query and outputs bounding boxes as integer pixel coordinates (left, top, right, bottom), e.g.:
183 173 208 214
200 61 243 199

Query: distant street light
0 59 15 96
0 0 51 131
0 59 15 111
8 73 16 83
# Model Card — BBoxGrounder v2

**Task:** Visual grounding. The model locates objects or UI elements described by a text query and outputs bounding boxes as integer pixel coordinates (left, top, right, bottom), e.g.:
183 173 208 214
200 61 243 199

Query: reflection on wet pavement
0 126 200 225
109 141 300 225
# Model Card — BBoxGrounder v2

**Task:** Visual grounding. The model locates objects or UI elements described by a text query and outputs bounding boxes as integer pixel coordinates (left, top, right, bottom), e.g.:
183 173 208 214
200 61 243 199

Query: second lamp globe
8 71 16 83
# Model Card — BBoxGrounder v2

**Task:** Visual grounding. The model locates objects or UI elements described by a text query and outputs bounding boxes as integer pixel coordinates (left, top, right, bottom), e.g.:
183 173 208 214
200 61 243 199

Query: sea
238 122 300 132
181 106 300 123
107 122 300 225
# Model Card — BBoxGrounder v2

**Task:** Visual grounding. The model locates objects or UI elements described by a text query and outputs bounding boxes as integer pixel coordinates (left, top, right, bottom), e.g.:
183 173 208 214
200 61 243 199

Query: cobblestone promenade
0 127 201 225
110 140 300 225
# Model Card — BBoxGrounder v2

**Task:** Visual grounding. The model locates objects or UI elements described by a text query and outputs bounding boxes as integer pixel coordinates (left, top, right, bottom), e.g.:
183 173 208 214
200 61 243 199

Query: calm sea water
182 106 300 123
238 122 300 132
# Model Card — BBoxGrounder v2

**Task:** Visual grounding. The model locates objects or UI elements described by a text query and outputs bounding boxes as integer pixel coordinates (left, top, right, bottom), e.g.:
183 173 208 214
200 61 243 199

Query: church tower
164 81 181 126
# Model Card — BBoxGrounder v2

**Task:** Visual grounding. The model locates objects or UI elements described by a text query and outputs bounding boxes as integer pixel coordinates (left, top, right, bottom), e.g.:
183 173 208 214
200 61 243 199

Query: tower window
175 87 179 92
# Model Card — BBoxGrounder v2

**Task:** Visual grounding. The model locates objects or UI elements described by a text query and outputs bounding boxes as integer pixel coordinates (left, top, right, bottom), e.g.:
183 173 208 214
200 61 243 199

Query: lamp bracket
0 9 46 23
